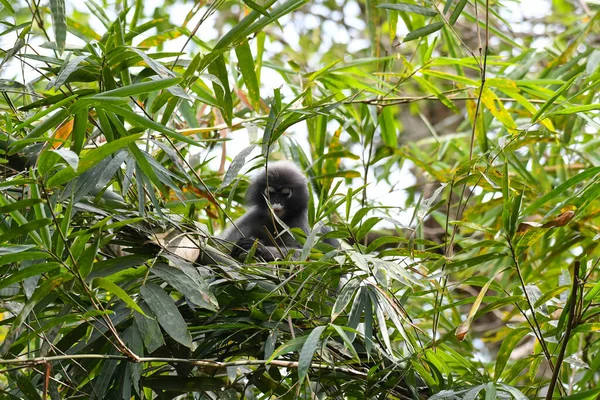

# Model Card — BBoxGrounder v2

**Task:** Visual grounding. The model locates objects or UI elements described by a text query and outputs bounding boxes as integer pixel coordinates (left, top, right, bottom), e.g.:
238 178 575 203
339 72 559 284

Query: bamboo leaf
0 262 60 291
94 76 183 98
151 264 217 311
140 282 192 348
0 0 15 14
50 0 67 53
221 145 256 188
0 219 52 243
235 41 261 111
377 3 437 17
531 74 578 123
455 275 496 341
449 0 468 25
208 55 233 126
404 22 444 42
92 277 147 316
298 325 327 384
52 55 88 89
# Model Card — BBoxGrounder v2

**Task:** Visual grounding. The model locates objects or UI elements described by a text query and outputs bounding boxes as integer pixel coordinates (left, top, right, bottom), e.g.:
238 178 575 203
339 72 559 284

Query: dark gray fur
222 161 338 261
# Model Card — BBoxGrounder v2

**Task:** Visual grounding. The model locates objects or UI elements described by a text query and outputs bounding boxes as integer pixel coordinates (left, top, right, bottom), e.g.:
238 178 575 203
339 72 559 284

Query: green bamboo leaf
134 303 165 353
0 219 52 243
140 282 192 348
531 74 578 123
125 18 167 42
443 0 454 13
98 103 199 146
221 145 256 188
29 183 52 249
10 371 43 400
94 76 183 98
80 133 142 172
449 0 468 25
78 232 100 279
53 55 88 89
413 75 460 113
15 93 77 131
446 252 508 271
549 103 600 116
85 0 110 27
378 106 397 147
356 217 382 241
199 0 302 72
497 384 529 400
0 38 25 68
9 275 67 334
0 0 15 14
128 145 166 195
235 41 261 111
46 133 142 187
151 264 217 311
130 47 174 78
485 382 496 400
463 385 485 400
208 55 233 126
138 29 183 48
404 22 444 42
364 292 373 355
242 0 271 18
0 250 50 267
329 324 360 360
214 0 277 52
297 325 327 384
266 336 308 362
377 3 437 16
584 280 600 301
502 161 510 234
521 166 600 216
332 279 360 321
71 107 88 154
50 0 67 53
0 198 42 214
0 262 60 291
92 277 147 316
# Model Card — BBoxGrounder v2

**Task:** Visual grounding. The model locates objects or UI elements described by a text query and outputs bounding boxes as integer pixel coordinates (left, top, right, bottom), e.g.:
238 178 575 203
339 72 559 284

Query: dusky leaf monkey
221 161 338 261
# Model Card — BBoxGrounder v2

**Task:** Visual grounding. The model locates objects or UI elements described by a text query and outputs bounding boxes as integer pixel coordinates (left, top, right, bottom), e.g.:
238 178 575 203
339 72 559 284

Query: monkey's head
246 161 309 221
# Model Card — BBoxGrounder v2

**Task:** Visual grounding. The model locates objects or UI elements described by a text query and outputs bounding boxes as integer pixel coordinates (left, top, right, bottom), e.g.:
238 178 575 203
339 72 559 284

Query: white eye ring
281 188 292 198
265 186 276 196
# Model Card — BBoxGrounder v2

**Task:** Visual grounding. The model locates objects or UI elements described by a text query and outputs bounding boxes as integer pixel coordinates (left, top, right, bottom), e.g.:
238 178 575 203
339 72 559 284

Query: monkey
221 161 338 261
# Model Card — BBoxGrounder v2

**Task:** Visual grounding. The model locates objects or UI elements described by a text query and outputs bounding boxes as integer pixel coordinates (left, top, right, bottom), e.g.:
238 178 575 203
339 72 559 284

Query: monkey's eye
281 188 292 198
265 186 276 196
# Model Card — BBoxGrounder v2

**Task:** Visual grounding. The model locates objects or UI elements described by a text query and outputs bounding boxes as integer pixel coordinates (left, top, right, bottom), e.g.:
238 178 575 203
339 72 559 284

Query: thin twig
0 355 368 378
546 261 580 400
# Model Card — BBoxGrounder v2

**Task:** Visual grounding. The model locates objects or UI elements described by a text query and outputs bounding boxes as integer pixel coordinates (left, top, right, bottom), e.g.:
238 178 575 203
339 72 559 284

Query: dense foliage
1 0 599 398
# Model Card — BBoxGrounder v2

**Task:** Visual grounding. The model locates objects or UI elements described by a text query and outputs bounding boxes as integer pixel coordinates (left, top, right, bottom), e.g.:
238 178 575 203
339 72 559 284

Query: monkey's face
261 184 309 221
264 186 294 217
246 163 310 221
248 182 309 221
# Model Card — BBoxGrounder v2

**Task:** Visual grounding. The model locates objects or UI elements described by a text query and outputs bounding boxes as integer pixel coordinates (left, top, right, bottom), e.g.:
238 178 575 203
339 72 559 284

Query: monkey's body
222 161 337 261
222 207 306 249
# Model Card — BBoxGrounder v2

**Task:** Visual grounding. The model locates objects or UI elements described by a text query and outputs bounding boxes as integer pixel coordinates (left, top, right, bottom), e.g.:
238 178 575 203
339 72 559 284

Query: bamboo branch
0 355 368 378
546 261 580 400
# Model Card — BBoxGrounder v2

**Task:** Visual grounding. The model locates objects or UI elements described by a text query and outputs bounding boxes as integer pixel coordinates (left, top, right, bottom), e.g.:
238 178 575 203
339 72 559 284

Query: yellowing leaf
139 29 183 48
51 118 74 148
487 78 519 91
456 275 496 341
481 88 517 132
497 89 555 132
